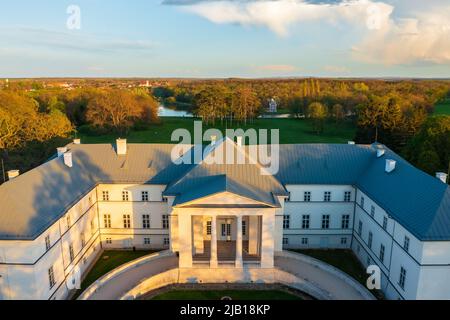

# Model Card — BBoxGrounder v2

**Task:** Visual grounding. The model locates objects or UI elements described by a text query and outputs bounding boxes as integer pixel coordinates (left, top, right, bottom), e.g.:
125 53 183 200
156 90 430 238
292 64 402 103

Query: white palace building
0 137 449 300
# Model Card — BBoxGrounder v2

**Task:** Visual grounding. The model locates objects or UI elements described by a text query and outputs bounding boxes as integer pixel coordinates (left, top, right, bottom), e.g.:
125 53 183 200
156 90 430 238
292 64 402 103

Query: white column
248 215 259 255
178 213 192 268
210 215 218 268
261 213 275 268
236 215 243 268
193 216 204 254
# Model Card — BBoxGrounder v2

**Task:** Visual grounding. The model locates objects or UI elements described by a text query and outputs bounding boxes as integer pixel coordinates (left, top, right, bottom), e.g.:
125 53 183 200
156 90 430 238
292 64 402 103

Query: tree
331 104 345 123
307 102 327 134
403 116 450 175
231 86 260 124
86 89 157 133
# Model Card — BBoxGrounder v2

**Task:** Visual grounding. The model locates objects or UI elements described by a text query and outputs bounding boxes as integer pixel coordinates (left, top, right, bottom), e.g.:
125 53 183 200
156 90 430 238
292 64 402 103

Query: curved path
80 252 178 300
79 250 374 300
275 251 374 300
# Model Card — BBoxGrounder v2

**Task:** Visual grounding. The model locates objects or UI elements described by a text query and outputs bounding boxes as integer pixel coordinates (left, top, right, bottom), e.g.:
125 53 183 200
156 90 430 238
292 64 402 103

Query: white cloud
178 0 393 37
254 64 298 72
324 65 350 74
353 5 450 65
172 0 450 65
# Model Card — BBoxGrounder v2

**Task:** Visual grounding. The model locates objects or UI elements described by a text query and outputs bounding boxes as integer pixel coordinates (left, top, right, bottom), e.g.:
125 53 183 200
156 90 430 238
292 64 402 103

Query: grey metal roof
0 142 449 241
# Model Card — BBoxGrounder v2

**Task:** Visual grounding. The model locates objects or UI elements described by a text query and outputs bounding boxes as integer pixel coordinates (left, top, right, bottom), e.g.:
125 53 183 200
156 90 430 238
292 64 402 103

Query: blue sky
0 0 449 78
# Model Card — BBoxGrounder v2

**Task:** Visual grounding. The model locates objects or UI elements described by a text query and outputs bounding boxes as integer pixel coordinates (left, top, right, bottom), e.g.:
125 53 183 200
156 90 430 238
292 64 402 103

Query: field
78 117 356 144
433 99 450 115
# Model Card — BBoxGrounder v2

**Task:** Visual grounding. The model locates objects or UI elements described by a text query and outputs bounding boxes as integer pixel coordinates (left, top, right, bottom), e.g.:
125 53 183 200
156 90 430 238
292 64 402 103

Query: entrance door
220 221 232 241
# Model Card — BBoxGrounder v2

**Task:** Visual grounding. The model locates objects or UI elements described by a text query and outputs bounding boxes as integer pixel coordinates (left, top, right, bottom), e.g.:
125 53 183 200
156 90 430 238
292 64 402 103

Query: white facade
1 141 449 300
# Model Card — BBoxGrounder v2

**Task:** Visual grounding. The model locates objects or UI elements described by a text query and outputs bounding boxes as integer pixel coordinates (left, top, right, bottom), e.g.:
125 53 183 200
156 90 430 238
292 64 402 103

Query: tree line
0 87 159 176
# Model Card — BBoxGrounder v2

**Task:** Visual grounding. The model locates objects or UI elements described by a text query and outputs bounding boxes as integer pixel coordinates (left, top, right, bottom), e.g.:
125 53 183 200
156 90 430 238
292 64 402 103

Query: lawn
150 290 302 300
72 250 157 299
78 117 356 145
291 249 384 299
433 99 450 116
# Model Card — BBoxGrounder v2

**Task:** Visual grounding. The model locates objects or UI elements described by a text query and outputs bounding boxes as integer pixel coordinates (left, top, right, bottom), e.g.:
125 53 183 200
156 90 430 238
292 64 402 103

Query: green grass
433 99 450 116
78 117 356 144
291 249 384 299
72 250 157 299
150 290 302 300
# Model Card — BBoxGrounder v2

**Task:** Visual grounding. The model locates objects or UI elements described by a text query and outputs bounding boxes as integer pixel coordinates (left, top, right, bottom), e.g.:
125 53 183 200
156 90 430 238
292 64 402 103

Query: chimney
436 172 448 184
348 141 355 145
63 152 73 168
385 159 396 173
211 135 217 146
57 147 68 157
116 139 127 155
7 170 20 180
73 138 81 145
377 148 385 158
236 136 243 147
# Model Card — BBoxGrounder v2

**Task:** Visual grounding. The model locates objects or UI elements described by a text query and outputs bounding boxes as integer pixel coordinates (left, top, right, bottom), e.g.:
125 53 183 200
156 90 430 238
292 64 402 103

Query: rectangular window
242 221 246 236
341 214 350 229
283 237 289 245
105 237 112 244
48 266 56 289
102 191 109 201
304 191 311 202
104 214 111 228
399 267 406 290
324 191 331 202
380 244 385 263
142 214 151 229
344 191 351 202
283 215 290 229
162 215 169 229
368 232 373 249
382 216 388 230
141 191 149 202
404 236 410 252
360 196 365 208
221 224 226 237
164 237 170 246
301 237 308 245
370 205 375 217
302 215 310 229
321 215 330 229
123 214 131 229
45 235 51 251
206 221 212 236
144 237 151 245
69 244 74 263
358 220 363 235
122 191 129 201
81 233 86 248
341 237 347 245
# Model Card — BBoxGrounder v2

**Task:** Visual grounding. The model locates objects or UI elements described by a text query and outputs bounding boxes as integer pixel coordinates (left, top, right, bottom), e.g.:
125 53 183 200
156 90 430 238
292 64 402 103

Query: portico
176 210 276 269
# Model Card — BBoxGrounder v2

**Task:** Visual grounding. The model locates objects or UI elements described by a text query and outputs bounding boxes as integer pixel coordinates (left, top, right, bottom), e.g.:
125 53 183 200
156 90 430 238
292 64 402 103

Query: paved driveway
275 255 374 300
87 255 179 300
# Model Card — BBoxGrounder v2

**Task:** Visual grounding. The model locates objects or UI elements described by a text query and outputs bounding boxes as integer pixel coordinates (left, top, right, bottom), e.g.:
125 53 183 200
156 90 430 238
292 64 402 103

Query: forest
0 78 449 182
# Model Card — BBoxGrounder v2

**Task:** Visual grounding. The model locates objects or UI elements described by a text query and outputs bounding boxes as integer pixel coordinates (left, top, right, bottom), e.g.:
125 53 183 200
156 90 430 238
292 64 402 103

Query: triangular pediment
175 191 277 208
